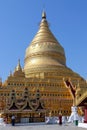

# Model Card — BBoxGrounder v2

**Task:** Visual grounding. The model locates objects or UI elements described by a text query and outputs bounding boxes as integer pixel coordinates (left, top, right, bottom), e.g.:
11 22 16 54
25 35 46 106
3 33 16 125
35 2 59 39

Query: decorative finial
42 10 46 19
15 59 22 71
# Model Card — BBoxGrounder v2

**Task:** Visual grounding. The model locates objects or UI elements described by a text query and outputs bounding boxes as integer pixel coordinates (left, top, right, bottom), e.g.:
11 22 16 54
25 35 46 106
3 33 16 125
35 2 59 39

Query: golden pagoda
0 11 87 123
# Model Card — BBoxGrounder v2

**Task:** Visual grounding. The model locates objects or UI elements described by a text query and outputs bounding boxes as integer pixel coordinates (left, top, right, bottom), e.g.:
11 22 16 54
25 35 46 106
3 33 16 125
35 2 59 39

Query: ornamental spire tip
42 10 46 19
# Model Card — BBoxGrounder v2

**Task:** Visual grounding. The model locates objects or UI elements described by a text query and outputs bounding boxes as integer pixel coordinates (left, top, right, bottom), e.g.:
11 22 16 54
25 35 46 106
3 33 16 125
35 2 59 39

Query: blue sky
0 0 87 82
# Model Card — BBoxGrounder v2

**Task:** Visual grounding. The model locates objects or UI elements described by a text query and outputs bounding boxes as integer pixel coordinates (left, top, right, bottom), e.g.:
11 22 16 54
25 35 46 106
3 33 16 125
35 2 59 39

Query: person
58 112 62 125
11 115 15 126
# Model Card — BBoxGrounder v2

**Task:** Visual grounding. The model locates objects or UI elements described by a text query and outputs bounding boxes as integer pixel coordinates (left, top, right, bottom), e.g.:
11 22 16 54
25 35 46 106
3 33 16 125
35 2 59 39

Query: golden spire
24 11 66 77
28 10 59 45
15 59 22 71
13 59 25 77
42 10 46 19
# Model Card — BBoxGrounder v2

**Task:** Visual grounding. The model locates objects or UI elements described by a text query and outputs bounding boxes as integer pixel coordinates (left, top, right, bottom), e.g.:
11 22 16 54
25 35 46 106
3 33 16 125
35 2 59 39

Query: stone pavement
0 123 86 130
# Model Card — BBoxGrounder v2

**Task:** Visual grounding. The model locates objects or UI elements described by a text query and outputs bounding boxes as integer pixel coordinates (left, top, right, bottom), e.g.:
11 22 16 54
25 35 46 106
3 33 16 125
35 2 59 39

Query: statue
64 78 80 125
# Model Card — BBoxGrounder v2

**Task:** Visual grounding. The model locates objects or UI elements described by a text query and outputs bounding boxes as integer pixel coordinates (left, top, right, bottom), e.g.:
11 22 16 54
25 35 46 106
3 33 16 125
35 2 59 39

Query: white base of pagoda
45 117 58 124
78 123 87 128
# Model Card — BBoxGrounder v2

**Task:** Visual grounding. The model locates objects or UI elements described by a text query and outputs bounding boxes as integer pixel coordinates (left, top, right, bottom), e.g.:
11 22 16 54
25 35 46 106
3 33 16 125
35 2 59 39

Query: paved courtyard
0 123 86 130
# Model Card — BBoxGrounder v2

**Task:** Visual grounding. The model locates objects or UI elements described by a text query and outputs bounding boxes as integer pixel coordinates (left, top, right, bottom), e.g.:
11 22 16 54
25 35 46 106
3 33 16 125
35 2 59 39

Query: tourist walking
11 115 15 126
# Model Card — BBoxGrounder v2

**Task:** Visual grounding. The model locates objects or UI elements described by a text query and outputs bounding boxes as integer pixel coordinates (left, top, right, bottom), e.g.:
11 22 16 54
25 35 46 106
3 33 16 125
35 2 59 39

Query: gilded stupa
24 11 66 77
0 11 87 123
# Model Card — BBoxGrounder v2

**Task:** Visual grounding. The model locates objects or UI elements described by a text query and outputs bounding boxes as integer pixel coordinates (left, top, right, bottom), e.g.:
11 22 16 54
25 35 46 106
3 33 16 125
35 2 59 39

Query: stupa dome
24 11 66 77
